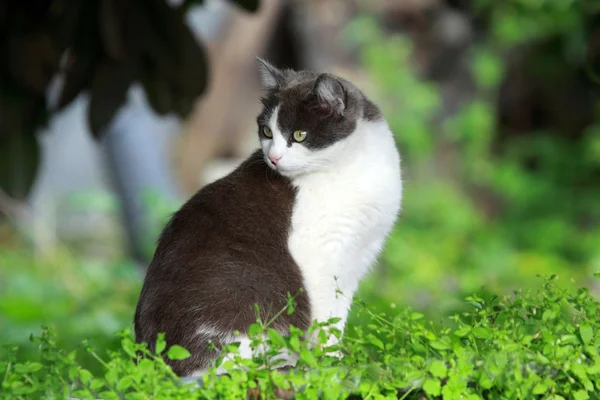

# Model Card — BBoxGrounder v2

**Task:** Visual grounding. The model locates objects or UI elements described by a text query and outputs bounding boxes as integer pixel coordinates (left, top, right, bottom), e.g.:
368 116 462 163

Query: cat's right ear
309 73 346 117
257 57 284 91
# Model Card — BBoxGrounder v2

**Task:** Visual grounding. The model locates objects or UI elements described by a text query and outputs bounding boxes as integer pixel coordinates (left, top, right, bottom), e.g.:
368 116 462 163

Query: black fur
134 151 310 376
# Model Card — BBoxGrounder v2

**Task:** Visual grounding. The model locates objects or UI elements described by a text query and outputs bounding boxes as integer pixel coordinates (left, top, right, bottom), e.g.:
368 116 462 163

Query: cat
133 58 403 377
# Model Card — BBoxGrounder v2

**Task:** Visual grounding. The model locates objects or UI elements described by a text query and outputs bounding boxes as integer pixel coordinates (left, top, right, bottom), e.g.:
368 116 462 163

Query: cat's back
152 150 294 266
136 149 301 315
135 148 306 325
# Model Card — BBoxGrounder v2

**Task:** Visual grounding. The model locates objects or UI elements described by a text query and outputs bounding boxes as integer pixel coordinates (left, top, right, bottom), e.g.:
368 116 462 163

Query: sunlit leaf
166 345 190 361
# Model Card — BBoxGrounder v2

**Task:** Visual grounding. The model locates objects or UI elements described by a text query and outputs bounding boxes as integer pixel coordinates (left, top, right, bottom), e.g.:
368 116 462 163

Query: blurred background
1 0 600 372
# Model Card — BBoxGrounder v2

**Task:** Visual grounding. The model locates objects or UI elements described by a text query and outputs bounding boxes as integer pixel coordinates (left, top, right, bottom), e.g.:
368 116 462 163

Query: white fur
195 324 235 343
189 324 297 377
262 107 403 343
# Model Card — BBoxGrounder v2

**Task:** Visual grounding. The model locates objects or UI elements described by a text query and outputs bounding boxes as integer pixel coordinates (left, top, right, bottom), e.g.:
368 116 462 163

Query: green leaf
580 324 593 345
289 335 300 352
248 323 263 337
155 333 166 355
318 328 327 345
121 338 137 358
410 312 424 320
79 369 93 385
542 309 556 322
430 340 450 350
573 390 589 400
494 352 507 369
14 362 42 373
429 360 447 378
271 371 290 389
267 329 286 348
116 376 133 391
299 349 318 368
137 359 154 374
90 379 104 391
479 372 493 390
533 382 549 395
29 362 43 373
454 326 471 337
367 334 384 350
473 327 492 339
167 345 191 361
105 368 118 385
422 378 441 396
287 301 295 315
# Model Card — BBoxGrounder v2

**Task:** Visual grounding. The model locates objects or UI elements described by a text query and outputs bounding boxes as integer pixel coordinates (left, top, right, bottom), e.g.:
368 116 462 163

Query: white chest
287 120 402 329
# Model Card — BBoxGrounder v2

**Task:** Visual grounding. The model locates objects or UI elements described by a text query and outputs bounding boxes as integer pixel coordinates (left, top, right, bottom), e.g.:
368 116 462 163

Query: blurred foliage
343 1 600 321
0 0 259 200
0 246 141 375
472 0 600 52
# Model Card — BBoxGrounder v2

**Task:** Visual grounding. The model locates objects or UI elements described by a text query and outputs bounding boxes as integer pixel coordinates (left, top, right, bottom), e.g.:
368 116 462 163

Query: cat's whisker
264 168 277 191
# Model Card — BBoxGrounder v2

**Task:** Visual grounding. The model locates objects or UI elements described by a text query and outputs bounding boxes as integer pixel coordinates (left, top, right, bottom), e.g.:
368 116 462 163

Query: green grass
0 246 141 377
1 275 599 399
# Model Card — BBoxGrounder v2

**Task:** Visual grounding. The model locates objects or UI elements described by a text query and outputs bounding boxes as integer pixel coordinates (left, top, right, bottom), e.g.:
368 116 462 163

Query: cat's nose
269 154 282 166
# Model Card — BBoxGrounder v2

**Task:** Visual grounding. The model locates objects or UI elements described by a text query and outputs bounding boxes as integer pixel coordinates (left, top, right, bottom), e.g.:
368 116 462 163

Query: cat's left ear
310 74 346 117
257 57 285 91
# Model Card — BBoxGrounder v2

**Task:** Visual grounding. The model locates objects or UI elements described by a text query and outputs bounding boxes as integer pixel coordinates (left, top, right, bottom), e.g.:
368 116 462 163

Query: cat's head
255 58 381 178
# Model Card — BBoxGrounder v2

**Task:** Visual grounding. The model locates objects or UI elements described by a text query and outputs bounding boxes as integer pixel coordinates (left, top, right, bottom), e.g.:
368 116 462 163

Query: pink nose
269 155 282 165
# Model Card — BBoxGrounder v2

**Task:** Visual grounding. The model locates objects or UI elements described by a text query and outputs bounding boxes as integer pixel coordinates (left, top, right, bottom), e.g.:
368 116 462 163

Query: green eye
293 130 307 142
263 126 273 138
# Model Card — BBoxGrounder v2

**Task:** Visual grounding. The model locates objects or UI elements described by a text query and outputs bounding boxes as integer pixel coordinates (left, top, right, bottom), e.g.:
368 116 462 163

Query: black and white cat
134 58 402 377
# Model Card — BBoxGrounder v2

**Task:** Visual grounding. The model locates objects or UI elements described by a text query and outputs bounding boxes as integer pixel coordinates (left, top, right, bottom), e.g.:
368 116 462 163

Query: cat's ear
310 74 346 117
257 57 284 91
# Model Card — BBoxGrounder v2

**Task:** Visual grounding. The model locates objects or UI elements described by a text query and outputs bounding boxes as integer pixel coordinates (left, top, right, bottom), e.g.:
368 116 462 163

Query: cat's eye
293 130 307 142
263 126 273 138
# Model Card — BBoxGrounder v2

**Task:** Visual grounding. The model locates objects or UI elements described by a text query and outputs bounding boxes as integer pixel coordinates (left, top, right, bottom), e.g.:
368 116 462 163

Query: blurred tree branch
176 0 280 193
0 0 260 201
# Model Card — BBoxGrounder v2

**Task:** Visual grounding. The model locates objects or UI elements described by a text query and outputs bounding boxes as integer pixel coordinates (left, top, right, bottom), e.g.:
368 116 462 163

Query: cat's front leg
306 278 355 360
